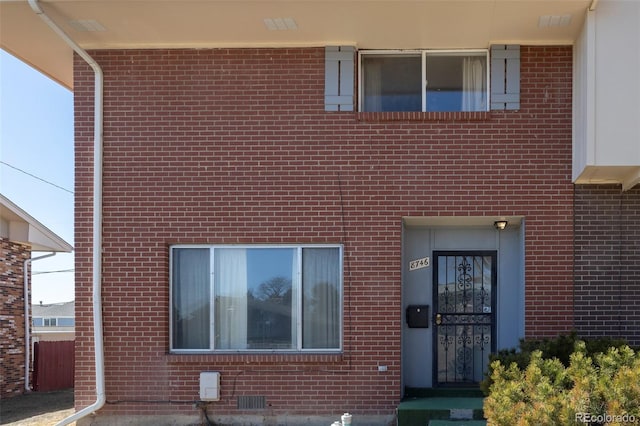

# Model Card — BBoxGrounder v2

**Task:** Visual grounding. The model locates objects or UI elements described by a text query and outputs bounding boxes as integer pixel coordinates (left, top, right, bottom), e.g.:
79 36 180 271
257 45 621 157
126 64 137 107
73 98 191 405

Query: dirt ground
0 389 75 426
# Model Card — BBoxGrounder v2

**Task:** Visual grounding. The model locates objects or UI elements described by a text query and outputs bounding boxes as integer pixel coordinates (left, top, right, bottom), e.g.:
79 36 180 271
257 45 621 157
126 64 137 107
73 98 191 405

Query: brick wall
574 185 640 346
73 46 574 419
0 237 31 397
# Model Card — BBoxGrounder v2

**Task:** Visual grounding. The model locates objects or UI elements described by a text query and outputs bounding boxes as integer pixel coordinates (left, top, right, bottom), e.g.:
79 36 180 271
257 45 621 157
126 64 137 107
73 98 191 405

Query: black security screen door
433 251 497 386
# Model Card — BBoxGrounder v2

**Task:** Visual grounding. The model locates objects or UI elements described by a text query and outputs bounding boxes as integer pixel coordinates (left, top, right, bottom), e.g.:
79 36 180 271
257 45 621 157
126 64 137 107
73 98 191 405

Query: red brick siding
73 46 574 416
574 185 640 346
0 237 31 397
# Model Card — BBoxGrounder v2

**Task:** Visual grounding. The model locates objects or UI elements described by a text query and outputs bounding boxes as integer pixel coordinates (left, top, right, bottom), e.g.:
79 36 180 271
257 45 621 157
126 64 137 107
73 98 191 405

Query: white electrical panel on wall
199 372 220 401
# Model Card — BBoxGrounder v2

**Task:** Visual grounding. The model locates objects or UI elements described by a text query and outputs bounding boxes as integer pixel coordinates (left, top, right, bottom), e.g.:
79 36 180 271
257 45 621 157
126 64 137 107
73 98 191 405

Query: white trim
168 246 174 352
209 247 215 351
32 329 75 334
296 247 303 350
422 53 427 112
31 313 75 319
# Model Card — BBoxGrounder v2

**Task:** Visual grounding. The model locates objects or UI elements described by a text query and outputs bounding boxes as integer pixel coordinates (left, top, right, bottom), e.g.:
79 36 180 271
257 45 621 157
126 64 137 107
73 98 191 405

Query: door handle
435 314 442 325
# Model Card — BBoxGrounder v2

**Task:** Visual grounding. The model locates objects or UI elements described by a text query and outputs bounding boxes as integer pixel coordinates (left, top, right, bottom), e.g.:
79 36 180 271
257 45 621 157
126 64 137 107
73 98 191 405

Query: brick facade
0 237 31 398
574 185 640 346
73 46 574 420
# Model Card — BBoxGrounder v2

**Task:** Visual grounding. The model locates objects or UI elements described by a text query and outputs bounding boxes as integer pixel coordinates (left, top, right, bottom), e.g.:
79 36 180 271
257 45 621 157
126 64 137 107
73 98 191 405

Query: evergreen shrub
480 332 629 394
483 338 640 426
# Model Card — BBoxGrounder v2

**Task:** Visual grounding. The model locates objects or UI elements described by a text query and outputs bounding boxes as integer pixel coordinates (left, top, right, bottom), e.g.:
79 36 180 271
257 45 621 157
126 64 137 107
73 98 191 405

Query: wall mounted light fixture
494 220 508 230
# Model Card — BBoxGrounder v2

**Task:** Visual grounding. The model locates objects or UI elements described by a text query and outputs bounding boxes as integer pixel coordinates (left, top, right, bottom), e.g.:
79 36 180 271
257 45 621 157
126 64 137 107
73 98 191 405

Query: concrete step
404 387 485 399
397 395 485 426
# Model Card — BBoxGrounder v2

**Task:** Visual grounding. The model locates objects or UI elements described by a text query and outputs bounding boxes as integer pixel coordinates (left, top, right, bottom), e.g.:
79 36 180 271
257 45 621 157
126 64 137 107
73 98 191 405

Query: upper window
170 245 342 352
359 50 488 112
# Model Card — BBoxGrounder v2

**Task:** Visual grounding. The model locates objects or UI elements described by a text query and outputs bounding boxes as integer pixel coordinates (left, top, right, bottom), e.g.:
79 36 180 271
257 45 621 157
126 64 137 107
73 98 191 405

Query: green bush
480 332 629 395
483 341 640 426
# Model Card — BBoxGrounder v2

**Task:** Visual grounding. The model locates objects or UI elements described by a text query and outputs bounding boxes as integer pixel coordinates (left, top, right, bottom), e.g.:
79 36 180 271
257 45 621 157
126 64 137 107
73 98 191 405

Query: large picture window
360 50 488 112
170 245 342 352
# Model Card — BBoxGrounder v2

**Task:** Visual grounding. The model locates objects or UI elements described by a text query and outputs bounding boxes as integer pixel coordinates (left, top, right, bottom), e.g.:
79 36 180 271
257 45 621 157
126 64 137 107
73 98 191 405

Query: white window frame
358 49 490 112
169 244 344 354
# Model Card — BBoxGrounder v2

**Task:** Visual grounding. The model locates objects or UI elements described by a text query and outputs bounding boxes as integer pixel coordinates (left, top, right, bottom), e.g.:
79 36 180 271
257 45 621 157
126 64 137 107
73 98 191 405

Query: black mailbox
406 305 429 328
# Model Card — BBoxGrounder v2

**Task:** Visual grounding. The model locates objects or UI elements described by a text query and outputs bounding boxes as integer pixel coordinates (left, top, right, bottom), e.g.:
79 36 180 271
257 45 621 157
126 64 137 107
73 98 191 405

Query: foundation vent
237 395 266 410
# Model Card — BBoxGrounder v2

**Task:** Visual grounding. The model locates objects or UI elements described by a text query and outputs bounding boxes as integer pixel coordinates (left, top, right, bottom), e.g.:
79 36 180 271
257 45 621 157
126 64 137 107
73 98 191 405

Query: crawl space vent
237 395 266 410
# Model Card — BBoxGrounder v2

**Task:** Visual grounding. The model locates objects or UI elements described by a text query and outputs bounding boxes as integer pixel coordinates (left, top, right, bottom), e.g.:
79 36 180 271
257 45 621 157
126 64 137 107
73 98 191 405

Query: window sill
166 352 347 366
356 111 492 122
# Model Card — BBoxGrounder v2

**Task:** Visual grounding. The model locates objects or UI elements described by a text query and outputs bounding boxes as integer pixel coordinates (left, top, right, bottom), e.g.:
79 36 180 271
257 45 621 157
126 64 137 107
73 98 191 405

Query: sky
0 49 75 304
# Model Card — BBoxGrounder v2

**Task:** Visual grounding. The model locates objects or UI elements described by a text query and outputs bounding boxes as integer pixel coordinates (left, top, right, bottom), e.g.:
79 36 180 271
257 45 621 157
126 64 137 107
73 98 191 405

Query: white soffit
0 0 591 89
0 194 73 253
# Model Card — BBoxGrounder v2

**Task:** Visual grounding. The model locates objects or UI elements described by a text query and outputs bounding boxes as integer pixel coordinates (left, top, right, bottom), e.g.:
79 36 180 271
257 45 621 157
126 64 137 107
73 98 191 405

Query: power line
0 160 74 194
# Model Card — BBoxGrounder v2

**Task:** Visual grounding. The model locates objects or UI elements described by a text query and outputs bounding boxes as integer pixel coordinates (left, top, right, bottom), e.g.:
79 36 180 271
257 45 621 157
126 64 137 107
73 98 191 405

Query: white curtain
215 248 248 349
291 251 300 349
172 248 210 350
302 248 340 349
462 57 486 111
364 59 382 112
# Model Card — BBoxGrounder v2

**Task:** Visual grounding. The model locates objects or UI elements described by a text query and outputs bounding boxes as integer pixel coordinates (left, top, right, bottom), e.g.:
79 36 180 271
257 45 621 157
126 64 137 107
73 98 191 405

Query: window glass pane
172 248 210 350
58 318 74 326
426 53 486 112
362 55 421 112
302 248 340 349
215 248 297 350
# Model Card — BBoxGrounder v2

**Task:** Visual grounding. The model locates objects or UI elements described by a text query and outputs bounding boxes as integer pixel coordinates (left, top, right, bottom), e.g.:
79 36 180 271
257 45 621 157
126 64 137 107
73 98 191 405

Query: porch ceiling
0 0 591 89
403 215 524 229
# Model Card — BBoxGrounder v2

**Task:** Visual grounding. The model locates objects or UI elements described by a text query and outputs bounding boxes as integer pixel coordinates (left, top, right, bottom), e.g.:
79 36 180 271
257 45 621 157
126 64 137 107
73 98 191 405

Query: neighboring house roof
0 0 590 89
32 300 75 318
0 193 73 252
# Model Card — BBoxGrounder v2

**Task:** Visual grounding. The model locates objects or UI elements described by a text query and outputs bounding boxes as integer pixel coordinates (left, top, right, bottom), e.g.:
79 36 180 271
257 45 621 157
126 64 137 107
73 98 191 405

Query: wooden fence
33 340 74 391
